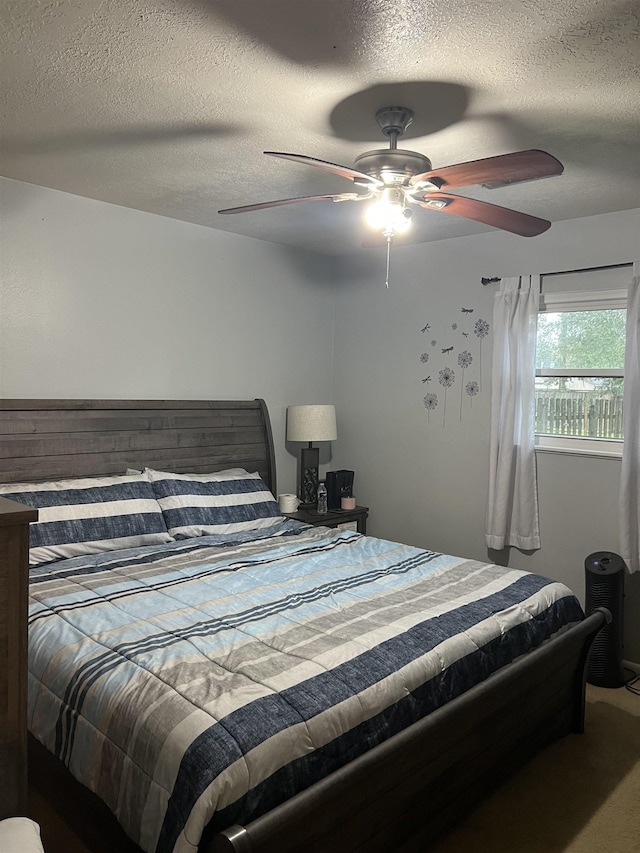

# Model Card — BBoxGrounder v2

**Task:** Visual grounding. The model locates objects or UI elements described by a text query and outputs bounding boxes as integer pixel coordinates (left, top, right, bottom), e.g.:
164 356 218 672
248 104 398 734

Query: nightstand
284 505 368 534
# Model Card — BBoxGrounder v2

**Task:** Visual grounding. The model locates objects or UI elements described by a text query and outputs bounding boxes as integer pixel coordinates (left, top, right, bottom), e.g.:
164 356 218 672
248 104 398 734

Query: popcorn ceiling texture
1 0 638 254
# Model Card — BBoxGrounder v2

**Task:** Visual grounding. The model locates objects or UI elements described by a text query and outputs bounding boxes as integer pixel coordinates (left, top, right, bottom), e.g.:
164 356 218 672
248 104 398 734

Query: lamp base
299 445 320 506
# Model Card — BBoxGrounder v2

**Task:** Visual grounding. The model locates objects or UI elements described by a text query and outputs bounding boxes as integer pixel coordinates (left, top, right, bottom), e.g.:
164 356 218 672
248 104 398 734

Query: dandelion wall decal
417 305 486 427
457 350 473 420
423 392 438 423
438 367 455 386
466 380 479 408
474 318 490 391
438 367 455 427
474 319 490 337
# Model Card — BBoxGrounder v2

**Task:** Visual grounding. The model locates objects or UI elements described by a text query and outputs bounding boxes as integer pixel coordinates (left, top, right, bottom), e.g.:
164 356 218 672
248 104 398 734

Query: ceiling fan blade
419 192 551 236
218 192 361 214
265 151 383 187
410 150 563 190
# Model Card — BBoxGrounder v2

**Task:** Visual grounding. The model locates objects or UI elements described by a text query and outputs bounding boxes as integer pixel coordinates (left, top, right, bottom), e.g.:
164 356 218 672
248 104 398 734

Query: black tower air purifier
585 551 625 688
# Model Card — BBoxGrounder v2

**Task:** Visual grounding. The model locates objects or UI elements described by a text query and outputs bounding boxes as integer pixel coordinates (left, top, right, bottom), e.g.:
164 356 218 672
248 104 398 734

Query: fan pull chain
385 236 392 288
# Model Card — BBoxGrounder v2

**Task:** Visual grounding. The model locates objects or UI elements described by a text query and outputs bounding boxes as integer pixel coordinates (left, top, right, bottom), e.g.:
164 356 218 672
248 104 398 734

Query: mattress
27 522 584 853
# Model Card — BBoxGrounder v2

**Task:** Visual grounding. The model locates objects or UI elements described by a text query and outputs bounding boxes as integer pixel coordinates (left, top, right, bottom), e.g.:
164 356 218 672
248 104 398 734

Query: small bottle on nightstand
317 482 328 514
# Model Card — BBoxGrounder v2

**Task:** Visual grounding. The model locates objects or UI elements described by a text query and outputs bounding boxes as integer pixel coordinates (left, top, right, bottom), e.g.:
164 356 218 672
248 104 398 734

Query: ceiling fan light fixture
366 189 412 236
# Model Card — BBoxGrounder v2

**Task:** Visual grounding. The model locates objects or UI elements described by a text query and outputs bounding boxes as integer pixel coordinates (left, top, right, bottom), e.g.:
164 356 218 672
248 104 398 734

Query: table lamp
286 405 337 506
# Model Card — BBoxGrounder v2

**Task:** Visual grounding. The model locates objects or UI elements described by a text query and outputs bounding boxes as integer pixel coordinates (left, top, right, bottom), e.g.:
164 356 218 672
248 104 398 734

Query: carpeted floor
28 684 639 853
433 683 640 853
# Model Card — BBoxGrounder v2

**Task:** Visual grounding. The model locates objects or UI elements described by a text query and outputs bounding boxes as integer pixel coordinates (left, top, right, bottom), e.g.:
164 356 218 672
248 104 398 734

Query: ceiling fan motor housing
354 149 433 185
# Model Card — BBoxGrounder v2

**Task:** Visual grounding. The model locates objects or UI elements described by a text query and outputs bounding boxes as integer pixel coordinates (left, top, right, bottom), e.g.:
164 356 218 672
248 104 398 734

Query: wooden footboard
208 609 608 853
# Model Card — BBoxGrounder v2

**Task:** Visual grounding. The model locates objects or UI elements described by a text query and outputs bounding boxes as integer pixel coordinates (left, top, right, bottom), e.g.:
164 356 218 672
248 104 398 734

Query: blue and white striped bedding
28 523 584 853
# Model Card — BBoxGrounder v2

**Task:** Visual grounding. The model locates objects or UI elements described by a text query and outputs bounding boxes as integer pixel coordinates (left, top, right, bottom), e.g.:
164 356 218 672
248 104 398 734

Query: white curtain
486 275 541 551
619 261 640 573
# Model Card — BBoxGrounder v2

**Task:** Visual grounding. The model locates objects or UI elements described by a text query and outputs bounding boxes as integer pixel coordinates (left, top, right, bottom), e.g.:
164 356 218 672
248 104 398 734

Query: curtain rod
481 261 634 286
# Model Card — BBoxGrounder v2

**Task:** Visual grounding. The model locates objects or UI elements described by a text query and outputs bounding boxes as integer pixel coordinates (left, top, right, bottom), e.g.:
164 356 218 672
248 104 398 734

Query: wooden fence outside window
535 391 624 439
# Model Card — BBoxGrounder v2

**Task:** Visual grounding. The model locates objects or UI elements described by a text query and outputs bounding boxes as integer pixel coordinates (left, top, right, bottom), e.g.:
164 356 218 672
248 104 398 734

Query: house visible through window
535 280 628 456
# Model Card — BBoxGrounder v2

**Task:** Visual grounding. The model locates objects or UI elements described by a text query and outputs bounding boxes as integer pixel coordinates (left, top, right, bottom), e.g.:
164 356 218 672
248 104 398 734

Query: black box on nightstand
325 470 354 511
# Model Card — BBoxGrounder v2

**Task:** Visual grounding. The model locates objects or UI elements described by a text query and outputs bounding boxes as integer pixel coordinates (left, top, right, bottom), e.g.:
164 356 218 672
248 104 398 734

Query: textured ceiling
1 0 639 255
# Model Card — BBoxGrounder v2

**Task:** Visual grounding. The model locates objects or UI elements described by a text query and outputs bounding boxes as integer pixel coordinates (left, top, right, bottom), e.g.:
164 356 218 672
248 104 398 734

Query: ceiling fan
219 106 563 282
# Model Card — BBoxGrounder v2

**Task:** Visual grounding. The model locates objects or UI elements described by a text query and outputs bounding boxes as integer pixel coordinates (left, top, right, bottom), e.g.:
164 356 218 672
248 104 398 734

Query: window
535 287 627 456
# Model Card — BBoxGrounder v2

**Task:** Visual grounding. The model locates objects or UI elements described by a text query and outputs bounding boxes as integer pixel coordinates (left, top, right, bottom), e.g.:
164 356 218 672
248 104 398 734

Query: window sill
535 436 623 459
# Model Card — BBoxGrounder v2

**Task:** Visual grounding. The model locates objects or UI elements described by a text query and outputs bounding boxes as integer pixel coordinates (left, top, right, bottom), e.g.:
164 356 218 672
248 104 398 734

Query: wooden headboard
0 399 276 494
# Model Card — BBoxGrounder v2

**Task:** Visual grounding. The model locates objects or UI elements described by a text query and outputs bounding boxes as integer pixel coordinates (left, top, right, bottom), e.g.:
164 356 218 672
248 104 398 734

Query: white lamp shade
287 405 337 442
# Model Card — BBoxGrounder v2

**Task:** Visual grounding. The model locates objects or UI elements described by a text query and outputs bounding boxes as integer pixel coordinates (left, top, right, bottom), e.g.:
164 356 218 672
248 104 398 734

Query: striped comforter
28 523 584 853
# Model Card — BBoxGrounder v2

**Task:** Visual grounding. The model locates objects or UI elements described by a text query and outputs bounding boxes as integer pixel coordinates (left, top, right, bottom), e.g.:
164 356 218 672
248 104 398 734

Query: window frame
534 287 627 458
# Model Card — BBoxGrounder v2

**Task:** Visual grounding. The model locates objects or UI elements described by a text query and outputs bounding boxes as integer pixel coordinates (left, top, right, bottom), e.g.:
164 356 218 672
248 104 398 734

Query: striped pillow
0 474 173 566
146 468 284 538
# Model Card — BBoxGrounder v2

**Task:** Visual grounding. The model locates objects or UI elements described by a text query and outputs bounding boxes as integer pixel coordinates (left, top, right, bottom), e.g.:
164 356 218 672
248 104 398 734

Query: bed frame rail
209 609 608 853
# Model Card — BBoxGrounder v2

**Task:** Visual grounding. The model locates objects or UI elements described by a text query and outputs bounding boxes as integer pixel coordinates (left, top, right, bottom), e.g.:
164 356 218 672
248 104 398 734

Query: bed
0 398 607 853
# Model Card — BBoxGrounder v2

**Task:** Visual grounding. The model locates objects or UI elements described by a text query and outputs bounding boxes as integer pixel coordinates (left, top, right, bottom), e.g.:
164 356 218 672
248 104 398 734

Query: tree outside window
535 307 626 441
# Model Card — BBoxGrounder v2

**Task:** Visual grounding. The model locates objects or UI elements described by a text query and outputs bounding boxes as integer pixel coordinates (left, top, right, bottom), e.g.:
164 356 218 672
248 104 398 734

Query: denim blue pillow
0 474 173 565
146 468 283 538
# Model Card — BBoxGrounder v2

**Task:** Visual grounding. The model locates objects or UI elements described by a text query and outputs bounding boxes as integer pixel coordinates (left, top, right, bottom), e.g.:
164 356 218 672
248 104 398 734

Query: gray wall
0 177 337 492
331 209 640 663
